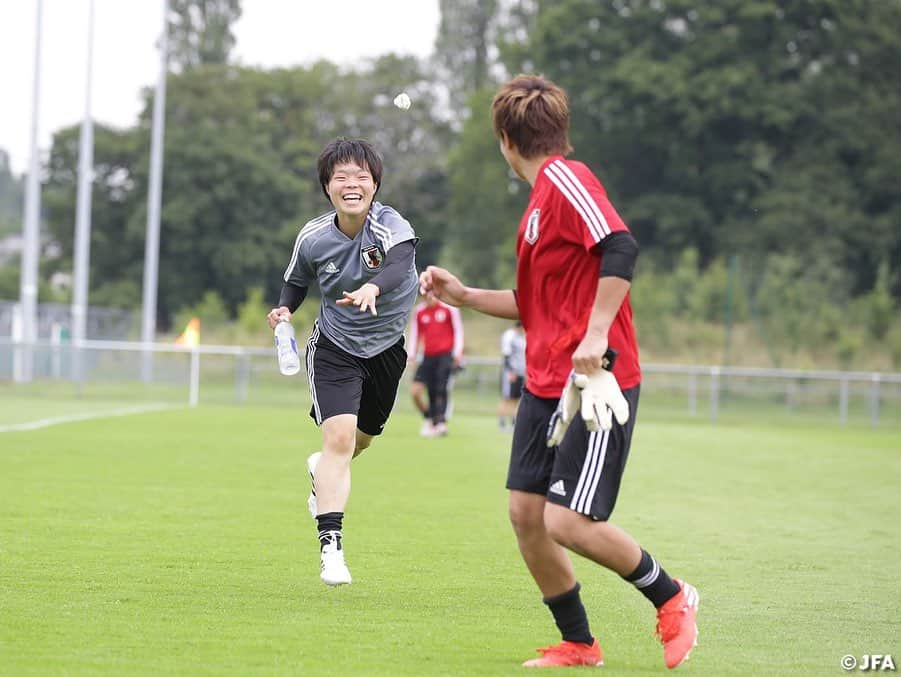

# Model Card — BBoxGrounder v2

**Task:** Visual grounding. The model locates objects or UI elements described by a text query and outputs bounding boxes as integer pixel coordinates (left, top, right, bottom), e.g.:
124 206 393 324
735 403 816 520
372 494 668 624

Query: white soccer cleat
306 451 321 519
420 420 436 438
320 537 352 586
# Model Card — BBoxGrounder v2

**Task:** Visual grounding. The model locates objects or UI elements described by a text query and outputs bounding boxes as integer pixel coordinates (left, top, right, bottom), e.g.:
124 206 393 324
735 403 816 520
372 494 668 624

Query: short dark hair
491 74 573 159
317 137 383 198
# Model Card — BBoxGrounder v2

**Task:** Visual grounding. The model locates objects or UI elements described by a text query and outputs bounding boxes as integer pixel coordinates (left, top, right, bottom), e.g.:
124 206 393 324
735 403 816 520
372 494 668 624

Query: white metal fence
2 338 900 427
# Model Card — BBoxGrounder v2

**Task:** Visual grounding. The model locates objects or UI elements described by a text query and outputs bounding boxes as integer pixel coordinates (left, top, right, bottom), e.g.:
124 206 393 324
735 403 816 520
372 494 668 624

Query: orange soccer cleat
522 638 604 668
656 579 700 669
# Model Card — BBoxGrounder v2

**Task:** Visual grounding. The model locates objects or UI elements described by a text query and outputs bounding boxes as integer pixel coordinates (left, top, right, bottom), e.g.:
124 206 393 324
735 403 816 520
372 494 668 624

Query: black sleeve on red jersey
369 240 415 294
278 282 308 311
595 231 639 282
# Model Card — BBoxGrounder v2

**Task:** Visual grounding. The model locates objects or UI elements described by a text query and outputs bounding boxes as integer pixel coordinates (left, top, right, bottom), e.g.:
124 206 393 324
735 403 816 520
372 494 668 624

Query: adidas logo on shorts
549 480 567 497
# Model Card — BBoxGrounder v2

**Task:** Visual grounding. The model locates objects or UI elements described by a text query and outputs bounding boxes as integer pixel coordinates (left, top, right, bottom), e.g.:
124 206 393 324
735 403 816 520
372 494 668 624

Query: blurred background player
498 321 526 431
268 138 418 587
419 74 698 669
407 292 465 437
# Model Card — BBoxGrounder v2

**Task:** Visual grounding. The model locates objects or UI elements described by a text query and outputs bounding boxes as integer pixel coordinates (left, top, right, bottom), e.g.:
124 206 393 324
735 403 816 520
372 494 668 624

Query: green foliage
857 261 896 340
0 255 19 299
167 0 242 71
435 0 501 116
173 289 228 335
835 327 864 369
886 322 901 368
236 286 267 334
443 88 523 287
0 150 22 237
502 0 901 294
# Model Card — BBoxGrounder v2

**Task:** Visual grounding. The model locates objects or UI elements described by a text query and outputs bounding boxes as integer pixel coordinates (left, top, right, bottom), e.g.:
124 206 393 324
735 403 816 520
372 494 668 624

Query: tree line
1 0 899 365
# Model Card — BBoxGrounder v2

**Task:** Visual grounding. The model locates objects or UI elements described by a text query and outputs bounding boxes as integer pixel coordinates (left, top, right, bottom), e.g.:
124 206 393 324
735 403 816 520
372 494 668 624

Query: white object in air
393 92 412 110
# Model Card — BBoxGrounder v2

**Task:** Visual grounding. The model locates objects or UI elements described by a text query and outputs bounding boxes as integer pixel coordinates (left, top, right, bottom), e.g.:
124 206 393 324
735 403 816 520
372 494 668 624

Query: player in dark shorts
498 322 526 431
267 138 418 587
408 294 464 436
419 75 699 670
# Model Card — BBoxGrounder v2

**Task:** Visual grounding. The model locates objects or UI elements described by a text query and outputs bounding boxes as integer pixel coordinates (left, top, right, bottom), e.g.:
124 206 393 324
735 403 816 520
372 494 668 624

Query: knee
508 500 544 540
543 503 579 547
324 428 356 455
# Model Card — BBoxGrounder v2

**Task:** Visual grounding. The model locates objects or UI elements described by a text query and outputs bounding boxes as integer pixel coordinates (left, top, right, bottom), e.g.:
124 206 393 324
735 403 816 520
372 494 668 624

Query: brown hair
491 74 573 159
317 137 383 197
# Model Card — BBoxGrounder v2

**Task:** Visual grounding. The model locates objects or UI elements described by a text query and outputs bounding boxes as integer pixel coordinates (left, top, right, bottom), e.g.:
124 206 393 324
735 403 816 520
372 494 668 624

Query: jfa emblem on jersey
361 245 384 270
525 208 540 244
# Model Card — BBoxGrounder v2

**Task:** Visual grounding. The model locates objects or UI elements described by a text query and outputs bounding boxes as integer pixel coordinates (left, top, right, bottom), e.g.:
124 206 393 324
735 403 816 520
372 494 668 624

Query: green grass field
1 400 898 675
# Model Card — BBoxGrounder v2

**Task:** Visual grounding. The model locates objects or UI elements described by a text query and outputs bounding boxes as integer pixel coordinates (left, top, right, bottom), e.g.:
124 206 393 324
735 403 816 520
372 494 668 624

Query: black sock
624 549 681 608
544 583 593 645
316 512 343 551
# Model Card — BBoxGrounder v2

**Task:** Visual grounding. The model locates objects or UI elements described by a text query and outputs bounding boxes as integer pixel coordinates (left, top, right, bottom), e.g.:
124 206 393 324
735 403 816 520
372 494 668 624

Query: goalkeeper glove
572 368 629 432
546 371 582 447
546 349 629 447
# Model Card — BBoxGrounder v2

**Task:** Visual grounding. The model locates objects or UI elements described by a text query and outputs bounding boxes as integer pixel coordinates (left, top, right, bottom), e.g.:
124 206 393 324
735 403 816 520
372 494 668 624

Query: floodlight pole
140 0 169 382
16 0 44 384
72 0 96 385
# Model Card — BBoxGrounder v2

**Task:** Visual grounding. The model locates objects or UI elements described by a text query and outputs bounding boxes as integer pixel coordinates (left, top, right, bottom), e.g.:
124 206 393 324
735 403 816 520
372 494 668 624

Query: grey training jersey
501 328 526 376
283 201 419 358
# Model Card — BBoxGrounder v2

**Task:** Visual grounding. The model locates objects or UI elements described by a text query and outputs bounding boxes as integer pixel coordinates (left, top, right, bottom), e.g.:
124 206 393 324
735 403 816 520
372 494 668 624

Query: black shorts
501 371 525 399
413 352 453 390
304 323 406 436
505 385 640 521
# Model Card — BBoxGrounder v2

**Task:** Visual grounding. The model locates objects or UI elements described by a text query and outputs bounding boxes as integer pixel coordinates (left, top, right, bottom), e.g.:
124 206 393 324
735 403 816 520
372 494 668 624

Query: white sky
0 0 440 174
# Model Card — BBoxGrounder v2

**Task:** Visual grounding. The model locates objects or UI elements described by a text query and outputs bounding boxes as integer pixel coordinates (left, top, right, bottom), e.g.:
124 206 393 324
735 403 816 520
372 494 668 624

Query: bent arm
461 288 519 320
368 241 415 295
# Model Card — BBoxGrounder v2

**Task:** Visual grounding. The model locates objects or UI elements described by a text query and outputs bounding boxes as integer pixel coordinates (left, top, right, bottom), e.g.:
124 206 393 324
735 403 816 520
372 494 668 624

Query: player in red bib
407 293 464 436
420 75 699 670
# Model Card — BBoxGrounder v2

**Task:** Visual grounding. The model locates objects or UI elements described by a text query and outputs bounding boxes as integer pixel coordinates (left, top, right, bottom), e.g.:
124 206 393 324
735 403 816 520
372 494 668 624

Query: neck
336 212 366 237
519 154 554 187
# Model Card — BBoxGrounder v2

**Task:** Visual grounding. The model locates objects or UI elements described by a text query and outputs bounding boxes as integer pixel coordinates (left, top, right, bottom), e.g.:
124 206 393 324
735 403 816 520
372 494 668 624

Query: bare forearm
585 277 630 338
462 288 519 320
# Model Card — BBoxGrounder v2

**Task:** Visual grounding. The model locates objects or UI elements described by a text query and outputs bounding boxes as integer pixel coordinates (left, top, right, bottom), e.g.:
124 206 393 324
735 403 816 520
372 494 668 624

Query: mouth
341 193 364 205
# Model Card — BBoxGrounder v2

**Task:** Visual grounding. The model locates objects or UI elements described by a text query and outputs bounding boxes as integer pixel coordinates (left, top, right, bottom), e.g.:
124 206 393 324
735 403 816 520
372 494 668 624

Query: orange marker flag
175 317 200 347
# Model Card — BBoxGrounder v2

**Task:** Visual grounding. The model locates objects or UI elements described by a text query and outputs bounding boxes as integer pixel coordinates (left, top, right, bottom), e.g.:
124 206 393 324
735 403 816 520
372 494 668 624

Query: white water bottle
274 317 301 376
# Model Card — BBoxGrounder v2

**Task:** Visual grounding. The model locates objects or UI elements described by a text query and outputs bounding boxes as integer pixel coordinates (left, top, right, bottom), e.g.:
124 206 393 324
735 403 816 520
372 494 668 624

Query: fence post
189 348 200 407
839 377 849 426
870 373 881 428
709 366 720 423
235 352 250 404
688 368 698 417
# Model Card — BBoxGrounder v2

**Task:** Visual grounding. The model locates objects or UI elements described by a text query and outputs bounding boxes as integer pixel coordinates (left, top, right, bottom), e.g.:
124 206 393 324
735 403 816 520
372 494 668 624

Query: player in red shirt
407 293 464 437
419 75 699 670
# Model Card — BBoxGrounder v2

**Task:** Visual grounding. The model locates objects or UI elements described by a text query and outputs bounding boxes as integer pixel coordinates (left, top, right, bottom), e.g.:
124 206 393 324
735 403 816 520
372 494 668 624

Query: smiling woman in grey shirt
266 138 418 588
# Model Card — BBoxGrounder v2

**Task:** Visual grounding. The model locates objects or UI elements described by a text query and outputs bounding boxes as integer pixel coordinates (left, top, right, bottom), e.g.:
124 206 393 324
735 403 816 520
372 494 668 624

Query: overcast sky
0 0 440 174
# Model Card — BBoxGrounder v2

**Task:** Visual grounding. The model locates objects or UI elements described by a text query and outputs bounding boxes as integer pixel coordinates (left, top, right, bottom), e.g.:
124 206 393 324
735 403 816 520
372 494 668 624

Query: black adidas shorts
501 371 525 399
413 351 454 392
505 385 640 521
304 324 406 436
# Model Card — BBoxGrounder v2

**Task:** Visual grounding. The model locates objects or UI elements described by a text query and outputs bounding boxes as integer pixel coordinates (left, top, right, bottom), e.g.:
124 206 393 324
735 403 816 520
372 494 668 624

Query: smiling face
326 160 378 224
316 139 384 233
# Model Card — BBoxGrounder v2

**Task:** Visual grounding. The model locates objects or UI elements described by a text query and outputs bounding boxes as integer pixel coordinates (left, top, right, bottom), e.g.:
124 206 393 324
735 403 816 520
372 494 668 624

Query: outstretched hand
418 266 467 307
337 282 380 316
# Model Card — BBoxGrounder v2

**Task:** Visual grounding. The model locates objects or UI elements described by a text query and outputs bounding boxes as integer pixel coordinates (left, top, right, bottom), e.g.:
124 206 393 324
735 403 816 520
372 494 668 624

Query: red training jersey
409 301 464 358
516 156 641 398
